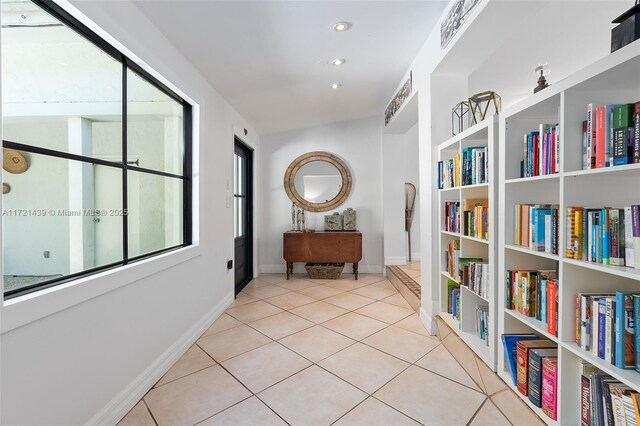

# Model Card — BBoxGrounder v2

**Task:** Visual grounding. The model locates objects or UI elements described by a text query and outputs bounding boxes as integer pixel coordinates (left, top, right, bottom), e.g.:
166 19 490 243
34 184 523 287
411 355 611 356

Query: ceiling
133 1 448 135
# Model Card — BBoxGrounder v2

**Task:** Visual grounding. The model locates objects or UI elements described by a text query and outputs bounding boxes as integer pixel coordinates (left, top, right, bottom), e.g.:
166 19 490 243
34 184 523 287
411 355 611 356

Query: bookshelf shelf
461 182 489 190
461 284 489 303
461 234 489 244
562 258 640 282
505 244 560 261
439 186 460 193
563 163 640 178
440 270 459 283
561 342 640 391
497 42 640 425
439 311 460 331
504 308 559 343
505 174 560 185
438 115 497 371
440 230 461 238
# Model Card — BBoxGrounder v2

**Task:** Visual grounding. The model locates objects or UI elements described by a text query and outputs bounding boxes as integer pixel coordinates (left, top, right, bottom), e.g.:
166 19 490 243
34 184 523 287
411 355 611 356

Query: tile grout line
465 396 489 426
141 398 160 426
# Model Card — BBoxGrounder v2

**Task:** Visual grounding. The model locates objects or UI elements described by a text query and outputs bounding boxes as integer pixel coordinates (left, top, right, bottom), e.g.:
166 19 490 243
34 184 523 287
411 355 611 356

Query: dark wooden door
234 138 253 294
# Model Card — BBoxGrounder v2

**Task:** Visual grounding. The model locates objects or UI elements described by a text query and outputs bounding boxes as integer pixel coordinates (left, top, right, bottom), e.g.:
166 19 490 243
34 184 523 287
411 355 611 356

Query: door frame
234 136 254 294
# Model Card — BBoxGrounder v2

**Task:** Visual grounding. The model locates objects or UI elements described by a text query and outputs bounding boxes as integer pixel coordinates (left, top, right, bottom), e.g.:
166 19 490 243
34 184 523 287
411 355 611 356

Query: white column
68 117 94 271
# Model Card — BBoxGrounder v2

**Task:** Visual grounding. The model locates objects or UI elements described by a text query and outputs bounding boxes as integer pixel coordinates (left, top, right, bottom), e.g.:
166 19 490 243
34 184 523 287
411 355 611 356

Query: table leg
353 262 359 280
286 262 291 280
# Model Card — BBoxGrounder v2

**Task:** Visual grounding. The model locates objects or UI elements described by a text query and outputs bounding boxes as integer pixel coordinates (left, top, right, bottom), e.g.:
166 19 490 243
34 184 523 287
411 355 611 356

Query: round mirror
284 152 352 212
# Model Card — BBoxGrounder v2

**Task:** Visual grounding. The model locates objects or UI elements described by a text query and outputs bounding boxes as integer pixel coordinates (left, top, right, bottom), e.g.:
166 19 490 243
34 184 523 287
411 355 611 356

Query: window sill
1 244 202 333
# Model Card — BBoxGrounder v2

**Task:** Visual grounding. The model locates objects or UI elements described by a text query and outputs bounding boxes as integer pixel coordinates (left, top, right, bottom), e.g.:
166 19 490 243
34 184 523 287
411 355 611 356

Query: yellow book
454 154 461 187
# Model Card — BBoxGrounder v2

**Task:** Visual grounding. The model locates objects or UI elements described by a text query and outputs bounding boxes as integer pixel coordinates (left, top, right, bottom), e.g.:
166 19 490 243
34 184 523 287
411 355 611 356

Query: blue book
634 295 640 373
598 298 607 359
535 209 552 251
602 208 610 265
616 292 637 369
501 334 538 386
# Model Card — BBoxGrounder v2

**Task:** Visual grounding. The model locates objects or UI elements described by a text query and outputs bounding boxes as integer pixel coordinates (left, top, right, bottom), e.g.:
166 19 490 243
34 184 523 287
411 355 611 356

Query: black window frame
2 0 193 299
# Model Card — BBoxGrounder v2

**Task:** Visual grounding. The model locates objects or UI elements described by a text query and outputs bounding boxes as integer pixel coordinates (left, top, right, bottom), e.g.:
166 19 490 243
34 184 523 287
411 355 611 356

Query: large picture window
1 0 192 298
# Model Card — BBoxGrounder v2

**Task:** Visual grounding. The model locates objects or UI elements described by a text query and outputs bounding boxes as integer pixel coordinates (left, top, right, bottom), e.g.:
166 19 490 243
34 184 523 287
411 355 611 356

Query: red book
596 106 607 168
516 339 555 395
547 280 558 336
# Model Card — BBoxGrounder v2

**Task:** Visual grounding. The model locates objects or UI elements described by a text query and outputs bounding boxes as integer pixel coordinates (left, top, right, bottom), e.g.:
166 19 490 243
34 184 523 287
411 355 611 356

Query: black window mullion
183 104 193 245
122 59 129 264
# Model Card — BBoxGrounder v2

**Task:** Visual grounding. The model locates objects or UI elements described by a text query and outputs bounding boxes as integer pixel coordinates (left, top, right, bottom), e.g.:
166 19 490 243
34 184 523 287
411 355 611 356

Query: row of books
583 102 640 169
514 204 560 255
502 335 557 420
566 205 640 270
462 198 489 240
462 261 490 300
506 269 559 336
581 363 640 426
520 124 560 178
438 155 460 189
476 305 489 344
447 279 460 319
575 292 639 371
444 201 460 233
461 146 489 186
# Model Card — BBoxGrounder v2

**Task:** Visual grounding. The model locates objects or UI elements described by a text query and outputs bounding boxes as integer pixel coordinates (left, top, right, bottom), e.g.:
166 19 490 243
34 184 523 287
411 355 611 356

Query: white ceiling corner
132 0 448 135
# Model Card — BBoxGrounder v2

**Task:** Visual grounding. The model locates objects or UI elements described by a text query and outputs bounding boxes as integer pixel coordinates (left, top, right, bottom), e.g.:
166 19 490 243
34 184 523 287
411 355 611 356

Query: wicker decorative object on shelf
305 263 344 279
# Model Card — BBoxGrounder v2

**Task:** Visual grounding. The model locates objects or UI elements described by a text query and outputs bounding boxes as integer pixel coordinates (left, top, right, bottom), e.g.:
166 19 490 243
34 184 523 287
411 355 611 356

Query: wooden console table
283 231 362 280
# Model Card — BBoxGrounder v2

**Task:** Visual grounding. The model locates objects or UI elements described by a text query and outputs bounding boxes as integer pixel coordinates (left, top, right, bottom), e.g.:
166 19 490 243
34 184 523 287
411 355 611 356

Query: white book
625 206 635 268
605 298 614 363
592 297 600 357
545 214 552 253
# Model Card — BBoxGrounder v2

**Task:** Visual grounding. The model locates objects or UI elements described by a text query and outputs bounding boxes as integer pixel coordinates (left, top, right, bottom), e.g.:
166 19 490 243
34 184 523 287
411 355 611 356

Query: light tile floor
119 274 543 426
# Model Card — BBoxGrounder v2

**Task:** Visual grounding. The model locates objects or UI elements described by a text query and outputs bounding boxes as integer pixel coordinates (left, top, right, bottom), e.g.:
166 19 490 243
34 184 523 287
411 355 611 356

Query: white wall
382 122 420 265
0 1 259 425
404 123 420 260
259 115 384 274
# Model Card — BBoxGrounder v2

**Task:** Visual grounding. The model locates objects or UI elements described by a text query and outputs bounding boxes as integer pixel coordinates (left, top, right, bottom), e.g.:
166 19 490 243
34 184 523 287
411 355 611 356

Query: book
635 102 640 163
547 279 558 336
501 334 538 386
615 292 636 369
517 339 555 396
635 295 640 373
596 105 607 168
605 297 616 363
587 104 595 169
626 207 635 268
541 356 558 420
633 205 640 271
528 348 558 407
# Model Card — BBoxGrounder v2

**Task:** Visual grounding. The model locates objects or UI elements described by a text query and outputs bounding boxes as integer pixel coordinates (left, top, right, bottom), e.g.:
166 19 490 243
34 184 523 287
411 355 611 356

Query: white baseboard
88 290 234 425
384 256 407 265
409 252 421 261
419 307 437 336
260 264 384 275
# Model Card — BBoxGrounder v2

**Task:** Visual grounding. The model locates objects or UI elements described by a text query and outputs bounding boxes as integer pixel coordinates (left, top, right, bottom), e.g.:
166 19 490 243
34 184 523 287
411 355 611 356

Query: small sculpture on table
291 203 297 231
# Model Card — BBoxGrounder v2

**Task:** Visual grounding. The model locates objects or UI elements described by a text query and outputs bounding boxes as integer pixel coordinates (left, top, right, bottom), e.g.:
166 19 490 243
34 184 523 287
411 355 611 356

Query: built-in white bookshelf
437 116 498 370
497 41 640 425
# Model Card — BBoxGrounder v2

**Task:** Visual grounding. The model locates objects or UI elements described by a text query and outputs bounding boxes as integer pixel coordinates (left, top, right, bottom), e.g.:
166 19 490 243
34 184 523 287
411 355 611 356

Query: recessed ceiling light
330 58 346 66
330 83 341 89
333 21 351 32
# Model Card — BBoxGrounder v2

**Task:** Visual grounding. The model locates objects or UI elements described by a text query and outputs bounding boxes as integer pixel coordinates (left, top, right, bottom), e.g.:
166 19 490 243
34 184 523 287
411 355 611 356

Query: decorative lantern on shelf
533 64 550 94
451 100 471 136
468 91 502 125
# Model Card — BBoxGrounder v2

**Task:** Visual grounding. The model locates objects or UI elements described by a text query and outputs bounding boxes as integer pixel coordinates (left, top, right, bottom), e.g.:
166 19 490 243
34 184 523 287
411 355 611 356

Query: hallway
119 274 542 426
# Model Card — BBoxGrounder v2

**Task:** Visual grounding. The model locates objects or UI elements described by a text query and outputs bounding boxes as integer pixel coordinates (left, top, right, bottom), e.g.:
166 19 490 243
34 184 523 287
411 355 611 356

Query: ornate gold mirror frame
284 151 352 212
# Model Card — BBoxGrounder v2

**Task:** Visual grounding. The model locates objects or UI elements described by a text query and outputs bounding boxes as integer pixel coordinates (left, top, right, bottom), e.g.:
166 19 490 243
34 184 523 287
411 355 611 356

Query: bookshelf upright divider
437 115 498 371
497 42 640 425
